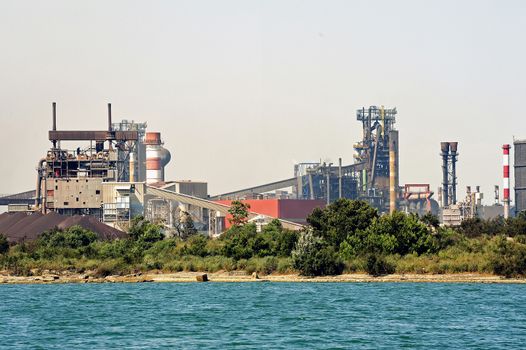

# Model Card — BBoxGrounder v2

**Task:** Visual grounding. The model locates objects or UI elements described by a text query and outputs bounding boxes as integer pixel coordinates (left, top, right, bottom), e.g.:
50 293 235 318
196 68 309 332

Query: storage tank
145 132 171 184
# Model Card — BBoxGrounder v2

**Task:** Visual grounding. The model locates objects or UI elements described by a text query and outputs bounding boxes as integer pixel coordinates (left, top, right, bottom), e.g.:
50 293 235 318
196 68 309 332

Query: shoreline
1 271 525 284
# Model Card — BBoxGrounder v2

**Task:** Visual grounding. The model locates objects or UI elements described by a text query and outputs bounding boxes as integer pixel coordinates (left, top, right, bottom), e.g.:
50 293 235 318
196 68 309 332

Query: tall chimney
503 144 511 219
389 130 399 213
107 103 112 132
52 102 57 148
441 142 450 207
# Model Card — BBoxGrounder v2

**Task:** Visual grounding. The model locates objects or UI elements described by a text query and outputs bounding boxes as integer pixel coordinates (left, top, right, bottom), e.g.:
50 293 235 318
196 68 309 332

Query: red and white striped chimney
503 144 511 219
145 132 171 184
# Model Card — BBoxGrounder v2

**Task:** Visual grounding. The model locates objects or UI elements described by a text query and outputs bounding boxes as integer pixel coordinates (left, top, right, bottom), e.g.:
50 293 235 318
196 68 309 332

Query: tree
38 226 97 249
0 234 8 255
420 212 440 229
340 211 436 258
307 199 378 248
228 200 251 227
221 223 258 260
180 211 198 239
128 216 164 245
292 230 344 276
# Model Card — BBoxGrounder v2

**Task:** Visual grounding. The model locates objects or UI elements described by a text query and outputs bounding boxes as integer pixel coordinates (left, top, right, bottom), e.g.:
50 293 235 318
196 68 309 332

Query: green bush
183 235 209 257
276 257 294 273
365 254 395 276
307 199 378 248
38 226 97 250
489 236 526 277
94 258 130 277
292 230 344 276
340 211 439 258
221 224 257 260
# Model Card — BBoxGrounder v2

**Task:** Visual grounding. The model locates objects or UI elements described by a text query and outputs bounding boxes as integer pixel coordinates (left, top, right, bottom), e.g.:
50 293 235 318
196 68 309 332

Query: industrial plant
0 102 525 240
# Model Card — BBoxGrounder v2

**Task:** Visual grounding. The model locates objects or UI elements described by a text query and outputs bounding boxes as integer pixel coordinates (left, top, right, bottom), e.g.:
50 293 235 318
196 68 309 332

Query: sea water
1 282 525 349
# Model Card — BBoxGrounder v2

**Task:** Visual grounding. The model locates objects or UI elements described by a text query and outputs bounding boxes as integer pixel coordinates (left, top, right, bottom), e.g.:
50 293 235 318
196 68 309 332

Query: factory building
212 106 405 214
215 199 326 228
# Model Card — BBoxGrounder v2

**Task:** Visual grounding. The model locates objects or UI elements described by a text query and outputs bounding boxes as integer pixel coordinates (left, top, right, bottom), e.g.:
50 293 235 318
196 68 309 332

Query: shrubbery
489 236 526 277
1 199 525 278
364 254 395 276
292 230 344 276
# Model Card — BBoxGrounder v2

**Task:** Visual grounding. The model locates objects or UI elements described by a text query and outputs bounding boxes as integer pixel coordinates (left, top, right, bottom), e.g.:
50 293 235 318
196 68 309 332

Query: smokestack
52 102 57 148
52 102 57 131
503 144 511 219
107 103 112 132
450 142 458 204
389 130 399 213
441 142 450 207
145 132 171 184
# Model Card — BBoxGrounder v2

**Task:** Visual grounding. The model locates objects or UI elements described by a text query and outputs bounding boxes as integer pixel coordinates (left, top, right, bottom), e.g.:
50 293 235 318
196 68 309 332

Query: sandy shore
0 271 525 284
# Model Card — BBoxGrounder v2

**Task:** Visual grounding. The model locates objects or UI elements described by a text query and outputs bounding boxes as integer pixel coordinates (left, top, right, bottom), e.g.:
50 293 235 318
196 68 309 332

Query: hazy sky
1 0 525 204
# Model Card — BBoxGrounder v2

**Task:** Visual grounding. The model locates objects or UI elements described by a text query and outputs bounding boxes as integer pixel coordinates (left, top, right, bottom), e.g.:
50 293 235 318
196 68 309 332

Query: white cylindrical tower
145 132 171 184
503 144 511 219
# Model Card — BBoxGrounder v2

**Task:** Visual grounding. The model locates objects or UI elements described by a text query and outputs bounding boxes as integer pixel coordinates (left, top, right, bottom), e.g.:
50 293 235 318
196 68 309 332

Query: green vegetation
1 201 526 278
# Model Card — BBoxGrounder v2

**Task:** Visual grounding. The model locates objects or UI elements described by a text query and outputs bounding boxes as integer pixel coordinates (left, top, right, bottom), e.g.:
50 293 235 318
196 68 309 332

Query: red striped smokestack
503 144 511 219
145 132 171 184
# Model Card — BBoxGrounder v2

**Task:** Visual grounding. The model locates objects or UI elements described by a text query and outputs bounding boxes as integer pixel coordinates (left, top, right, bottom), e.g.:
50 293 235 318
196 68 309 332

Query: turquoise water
1 283 525 349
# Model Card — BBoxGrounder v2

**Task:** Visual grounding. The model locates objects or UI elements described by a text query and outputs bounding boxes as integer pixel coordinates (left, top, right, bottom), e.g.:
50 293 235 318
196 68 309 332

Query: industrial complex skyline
1 0 525 204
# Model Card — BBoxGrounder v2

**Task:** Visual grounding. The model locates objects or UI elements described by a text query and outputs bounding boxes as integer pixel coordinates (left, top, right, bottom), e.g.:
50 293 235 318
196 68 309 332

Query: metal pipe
129 151 135 182
450 142 458 205
389 130 398 214
35 158 46 210
370 125 381 188
326 163 332 205
338 158 342 199
308 173 314 200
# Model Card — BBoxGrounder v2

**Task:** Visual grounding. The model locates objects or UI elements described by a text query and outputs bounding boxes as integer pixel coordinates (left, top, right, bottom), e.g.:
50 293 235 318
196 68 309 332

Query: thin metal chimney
441 142 450 207
107 103 112 132
52 102 57 148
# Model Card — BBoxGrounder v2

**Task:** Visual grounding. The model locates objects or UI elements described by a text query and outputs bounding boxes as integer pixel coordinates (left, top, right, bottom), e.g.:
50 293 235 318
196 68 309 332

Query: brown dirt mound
0 212 126 242
0 212 30 236
57 216 127 240
4 212 43 241
15 212 65 242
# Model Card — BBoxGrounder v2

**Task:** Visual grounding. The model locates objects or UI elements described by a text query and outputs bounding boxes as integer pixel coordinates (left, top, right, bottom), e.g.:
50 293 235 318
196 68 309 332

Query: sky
0 0 525 204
